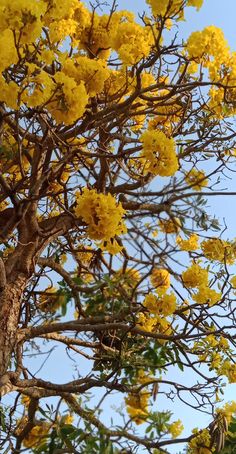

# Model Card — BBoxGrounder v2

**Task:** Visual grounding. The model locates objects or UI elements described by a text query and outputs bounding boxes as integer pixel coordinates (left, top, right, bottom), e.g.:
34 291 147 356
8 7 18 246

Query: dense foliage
1 0 236 452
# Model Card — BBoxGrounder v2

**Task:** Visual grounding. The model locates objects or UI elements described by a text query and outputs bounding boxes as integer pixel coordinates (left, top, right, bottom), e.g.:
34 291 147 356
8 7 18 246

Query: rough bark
0 207 77 395
0 273 28 378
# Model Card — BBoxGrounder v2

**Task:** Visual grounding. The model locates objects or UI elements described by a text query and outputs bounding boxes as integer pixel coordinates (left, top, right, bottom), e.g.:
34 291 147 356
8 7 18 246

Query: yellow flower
230 276 236 288
60 254 67 265
193 285 221 306
140 130 178 177
182 263 208 288
146 0 203 18
185 169 208 191
220 361 236 384
168 419 184 438
144 293 176 316
186 26 229 66
159 218 181 234
187 0 203 8
21 395 31 407
137 312 158 332
111 21 153 65
201 238 236 264
211 352 222 369
152 229 158 238
23 423 50 448
216 401 236 423
150 269 170 291
125 388 150 425
63 56 110 97
176 234 199 251
61 414 74 425
75 188 126 242
188 428 211 452
48 72 88 125
198 448 212 454
99 238 123 255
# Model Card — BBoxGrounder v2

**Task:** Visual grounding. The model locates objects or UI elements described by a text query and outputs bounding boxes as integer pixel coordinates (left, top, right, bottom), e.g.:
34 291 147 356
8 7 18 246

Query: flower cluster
125 391 150 425
168 419 184 439
186 25 229 66
125 371 151 425
216 401 236 423
219 360 236 383
182 263 208 288
159 218 181 234
137 285 175 337
75 189 127 246
185 169 208 191
23 422 50 448
111 21 153 65
188 402 236 453
63 56 110 97
0 0 46 45
146 0 203 19
192 335 235 380
144 293 176 317
201 238 236 264
188 428 211 454
176 234 199 251
48 72 88 125
140 130 179 177
193 285 221 307
150 268 170 292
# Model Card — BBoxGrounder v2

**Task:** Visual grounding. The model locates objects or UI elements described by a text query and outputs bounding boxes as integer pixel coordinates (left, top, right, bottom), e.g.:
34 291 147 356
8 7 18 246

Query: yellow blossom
75 188 126 242
63 57 110 97
111 21 153 65
137 312 157 332
168 419 184 438
186 26 230 67
152 230 158 238
60 254 67 265
188 428 211 452
230 276 236 288
159 218 181 234
23 423 50 448
48 72 88 125
146 0 203 19
176 234 199 251
185 169 208 191
201 238 236 264
125 391 150 425
216 401 236 423
193 285 221 306
144 293 176 316
21 395 31 407
140 130 178 177
182 263 208 288
220 361 236 384
60 414 74 425
150 269 170 291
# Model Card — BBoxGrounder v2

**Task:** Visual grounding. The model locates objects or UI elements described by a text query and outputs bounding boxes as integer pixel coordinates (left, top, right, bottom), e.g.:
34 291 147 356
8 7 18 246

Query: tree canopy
1 0 236 452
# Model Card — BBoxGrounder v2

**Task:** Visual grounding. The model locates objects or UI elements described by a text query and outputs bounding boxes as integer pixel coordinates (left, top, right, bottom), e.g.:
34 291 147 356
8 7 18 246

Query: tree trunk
0 273 27 379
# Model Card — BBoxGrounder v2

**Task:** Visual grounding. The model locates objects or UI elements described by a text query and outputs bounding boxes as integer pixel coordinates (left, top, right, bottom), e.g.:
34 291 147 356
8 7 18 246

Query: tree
1 0 236 452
